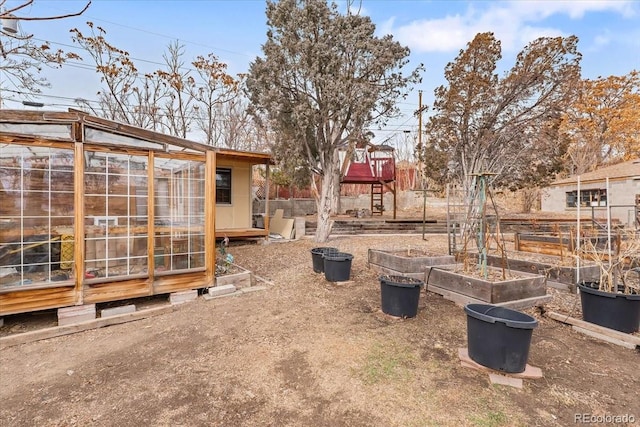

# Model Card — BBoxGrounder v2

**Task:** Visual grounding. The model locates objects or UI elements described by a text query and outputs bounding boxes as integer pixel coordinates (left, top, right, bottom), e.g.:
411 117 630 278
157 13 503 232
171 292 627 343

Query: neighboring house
0 109 272 316
541 159 640 227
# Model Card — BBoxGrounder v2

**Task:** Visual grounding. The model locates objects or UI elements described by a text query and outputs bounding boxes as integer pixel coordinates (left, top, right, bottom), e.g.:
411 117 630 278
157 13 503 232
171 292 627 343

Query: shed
540 159 640 228
0 110 272 316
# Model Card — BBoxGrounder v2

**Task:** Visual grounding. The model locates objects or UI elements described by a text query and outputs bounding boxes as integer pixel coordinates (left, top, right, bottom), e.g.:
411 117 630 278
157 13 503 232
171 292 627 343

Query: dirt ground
1 234 639 427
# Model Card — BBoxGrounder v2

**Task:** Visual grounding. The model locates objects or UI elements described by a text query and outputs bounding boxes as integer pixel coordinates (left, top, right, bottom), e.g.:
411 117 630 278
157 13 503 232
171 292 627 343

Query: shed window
0 144 75 289
154 158 205 273
216 168 232 204
566 189 607 208
84 152 149 279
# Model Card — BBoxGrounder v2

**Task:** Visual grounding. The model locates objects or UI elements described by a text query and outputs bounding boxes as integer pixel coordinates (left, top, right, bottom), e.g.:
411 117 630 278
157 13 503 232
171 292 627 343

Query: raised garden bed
515 232 610 257
367 248 455 279
424 264 547 304
469 251 599 292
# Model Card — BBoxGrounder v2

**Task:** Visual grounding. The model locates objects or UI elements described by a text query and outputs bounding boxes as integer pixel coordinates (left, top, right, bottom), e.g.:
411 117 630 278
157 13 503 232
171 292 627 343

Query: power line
7 87 423 137
4 88 101 104
4 88 250 123
31 37 208 75
37 4 254 59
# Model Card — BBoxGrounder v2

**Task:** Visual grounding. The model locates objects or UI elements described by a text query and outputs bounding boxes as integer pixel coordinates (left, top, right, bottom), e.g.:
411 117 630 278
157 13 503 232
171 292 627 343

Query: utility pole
415 90 429 240
417 90 423 157
416 90 425 189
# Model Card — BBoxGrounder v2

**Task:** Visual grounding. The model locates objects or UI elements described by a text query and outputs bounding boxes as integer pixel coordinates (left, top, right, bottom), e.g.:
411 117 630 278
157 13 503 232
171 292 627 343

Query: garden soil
1 235 638 427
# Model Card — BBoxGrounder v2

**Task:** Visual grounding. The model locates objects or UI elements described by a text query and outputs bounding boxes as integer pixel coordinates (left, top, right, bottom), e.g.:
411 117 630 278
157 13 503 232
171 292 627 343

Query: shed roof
0 109 273 165
548 159 640 186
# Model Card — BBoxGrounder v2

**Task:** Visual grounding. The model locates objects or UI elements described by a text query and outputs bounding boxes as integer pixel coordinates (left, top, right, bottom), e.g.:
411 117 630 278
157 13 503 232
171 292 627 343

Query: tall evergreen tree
246 0 422 242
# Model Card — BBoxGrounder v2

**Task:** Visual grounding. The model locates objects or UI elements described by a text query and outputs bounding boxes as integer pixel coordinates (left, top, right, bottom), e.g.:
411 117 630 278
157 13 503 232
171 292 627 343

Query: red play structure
340 142 397 218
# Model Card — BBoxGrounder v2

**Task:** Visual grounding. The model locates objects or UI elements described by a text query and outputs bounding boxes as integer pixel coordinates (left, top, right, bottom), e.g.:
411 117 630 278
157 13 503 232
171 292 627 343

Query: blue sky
3 0 639 144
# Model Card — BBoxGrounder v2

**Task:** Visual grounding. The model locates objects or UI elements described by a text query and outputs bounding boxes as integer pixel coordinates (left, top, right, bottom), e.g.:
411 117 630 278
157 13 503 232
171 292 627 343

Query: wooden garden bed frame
423 264 547 304
366 248 549 308
466 251 600 292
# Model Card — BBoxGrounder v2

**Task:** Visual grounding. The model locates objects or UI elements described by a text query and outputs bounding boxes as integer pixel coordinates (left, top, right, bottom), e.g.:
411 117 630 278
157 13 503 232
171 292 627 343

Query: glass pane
130 236 148 256
50 171 74 192
216 189 231 204
107 195 130 216
83 151 149 279
0 123 72 139
154 157 205 272
22 191 53 217
85 173 107 195
0 189 22 216
0 144 75 289
216 169 231 188
85 127 164 151
190 252 205 269
22 217 51 230
216 168 231 204
85 196 107 217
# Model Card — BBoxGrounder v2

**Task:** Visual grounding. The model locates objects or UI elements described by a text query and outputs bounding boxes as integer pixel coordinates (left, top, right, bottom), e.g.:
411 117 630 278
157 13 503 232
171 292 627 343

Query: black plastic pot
380 275 424 318
579 283 640 333
310 247 338 273
323 252 353 282
464 303 538 373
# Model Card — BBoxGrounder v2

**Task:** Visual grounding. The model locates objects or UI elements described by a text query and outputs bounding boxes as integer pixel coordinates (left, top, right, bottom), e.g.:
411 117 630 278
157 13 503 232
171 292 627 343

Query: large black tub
323 252 353 282
579 283 640 333
380 275 424 318
310 247 338 273
464 304 538 373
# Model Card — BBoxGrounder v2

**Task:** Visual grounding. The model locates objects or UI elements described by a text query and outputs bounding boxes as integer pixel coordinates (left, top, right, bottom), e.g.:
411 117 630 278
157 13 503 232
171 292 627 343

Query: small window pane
216 168 231 204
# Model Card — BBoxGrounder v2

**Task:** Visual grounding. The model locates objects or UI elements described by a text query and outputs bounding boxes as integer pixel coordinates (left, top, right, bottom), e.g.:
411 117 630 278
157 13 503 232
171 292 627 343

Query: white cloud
395 15 478 53
390 0 637 54
515 26 566 48
510 0 636 20
590 26 640 52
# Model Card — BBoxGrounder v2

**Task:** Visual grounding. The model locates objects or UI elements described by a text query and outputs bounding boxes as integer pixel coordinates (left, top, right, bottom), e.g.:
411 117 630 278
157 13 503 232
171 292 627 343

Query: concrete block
489 373 523 389
458 348 543 380
207 284 236 297
101 304 136 318
169 289 198 305
58 304 96 326
294 217 306 239
215 270 252 289
237 285 267 295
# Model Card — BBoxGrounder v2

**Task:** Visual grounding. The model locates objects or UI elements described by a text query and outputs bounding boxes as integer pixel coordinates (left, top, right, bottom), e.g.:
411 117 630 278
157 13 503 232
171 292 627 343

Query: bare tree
419 32 580 251
71 22 149 125
157 41 196 139
72 23 247 144
421 33 579 195
561 71 640 174
204 95 263 151
0 0 91 106
190 53 242 146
